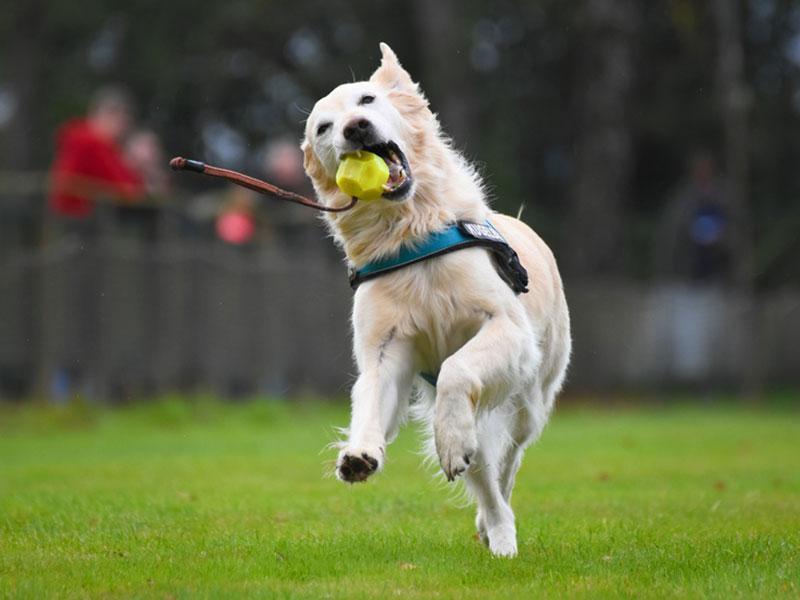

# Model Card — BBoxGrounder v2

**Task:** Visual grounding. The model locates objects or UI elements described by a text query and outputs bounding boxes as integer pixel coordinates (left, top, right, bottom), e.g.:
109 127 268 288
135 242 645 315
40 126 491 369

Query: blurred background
0 0 798 402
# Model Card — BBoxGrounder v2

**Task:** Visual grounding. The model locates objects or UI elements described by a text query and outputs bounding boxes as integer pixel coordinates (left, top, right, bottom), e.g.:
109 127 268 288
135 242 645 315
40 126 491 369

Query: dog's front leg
336 327 415 483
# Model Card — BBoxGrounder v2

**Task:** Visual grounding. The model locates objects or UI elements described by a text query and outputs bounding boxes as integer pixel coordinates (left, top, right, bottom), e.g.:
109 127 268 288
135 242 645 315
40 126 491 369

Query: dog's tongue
387 159 403 183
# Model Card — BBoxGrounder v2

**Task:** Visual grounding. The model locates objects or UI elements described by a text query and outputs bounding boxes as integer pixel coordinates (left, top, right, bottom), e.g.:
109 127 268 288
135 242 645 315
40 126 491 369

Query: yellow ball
335 151 390 200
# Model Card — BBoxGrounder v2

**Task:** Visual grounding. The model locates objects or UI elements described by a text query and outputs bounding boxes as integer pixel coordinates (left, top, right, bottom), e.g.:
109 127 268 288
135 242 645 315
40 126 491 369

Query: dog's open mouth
363 141 413 200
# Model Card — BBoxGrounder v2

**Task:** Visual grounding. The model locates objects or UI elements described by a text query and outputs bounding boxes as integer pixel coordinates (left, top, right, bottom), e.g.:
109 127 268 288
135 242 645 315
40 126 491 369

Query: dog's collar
348 220 529 294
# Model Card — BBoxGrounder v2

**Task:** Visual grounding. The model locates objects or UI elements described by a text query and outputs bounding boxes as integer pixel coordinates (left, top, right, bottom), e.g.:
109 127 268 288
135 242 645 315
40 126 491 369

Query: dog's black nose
343 118 373 143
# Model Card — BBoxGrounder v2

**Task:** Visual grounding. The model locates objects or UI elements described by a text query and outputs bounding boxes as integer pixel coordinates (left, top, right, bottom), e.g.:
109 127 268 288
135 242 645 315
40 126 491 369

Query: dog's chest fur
357 246 521 376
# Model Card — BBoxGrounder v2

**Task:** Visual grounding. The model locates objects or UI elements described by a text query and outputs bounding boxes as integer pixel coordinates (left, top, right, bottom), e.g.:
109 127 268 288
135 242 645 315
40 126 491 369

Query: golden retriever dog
302 43 571 557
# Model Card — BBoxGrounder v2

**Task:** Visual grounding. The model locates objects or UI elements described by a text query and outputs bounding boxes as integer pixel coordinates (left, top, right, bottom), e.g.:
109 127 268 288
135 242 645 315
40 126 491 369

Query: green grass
1 398 798 598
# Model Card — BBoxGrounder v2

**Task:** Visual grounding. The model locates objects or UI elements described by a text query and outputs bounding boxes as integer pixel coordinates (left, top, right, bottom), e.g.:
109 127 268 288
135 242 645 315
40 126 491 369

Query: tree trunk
411 0 474 147
2 0 47 173
713 0 761 395
713 0 753 287
566 0 638 277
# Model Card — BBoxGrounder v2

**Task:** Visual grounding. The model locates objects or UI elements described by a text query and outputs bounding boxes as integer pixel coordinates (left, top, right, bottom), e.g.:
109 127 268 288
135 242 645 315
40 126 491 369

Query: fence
568 281 800 391
1 200 799 400
0 199 354 400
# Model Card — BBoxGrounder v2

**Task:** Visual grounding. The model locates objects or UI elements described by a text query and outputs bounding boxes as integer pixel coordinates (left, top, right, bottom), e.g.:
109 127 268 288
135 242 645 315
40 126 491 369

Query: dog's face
302 43 431 203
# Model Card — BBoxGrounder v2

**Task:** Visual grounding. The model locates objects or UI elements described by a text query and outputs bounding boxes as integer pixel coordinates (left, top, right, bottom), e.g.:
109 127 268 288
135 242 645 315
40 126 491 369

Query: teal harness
348 220 529 387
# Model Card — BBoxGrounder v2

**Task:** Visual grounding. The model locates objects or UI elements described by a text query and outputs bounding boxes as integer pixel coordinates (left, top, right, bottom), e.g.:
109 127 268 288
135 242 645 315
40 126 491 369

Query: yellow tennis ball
335 151 390 200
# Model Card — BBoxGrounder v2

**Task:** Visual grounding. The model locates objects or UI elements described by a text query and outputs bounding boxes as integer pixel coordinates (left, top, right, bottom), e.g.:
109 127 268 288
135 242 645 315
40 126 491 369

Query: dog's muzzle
340 120 413 200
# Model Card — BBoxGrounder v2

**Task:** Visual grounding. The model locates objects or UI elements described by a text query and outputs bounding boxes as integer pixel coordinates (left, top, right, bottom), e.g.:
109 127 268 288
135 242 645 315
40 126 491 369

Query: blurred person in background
119 128 171 241
42 86 145 401
261 138 317 252
656 151 735 385
658 151 733 282
263 137 307 192
213 138 310 248
48 86 144 233
124 129 170 199
259 138 339 394
215 186 257 247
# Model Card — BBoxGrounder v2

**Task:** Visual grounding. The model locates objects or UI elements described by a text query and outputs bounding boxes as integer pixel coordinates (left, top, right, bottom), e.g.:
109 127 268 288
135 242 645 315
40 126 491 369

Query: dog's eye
358 94 375 106
316 122 331 136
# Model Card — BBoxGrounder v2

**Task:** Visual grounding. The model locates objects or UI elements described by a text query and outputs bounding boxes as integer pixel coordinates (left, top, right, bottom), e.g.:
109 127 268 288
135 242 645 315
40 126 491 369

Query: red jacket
49 119 143 217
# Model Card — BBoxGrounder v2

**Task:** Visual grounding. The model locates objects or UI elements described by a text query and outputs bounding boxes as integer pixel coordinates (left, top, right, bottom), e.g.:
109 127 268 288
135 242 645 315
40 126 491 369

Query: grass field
1 397 798 598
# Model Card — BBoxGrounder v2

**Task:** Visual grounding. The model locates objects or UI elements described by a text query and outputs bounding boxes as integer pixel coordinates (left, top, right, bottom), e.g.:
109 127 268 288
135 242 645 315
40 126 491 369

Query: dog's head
302 43 432 205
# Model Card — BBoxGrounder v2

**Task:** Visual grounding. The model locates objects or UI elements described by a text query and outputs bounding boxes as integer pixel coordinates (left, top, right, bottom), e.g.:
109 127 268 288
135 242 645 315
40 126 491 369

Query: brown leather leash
169 156 358 212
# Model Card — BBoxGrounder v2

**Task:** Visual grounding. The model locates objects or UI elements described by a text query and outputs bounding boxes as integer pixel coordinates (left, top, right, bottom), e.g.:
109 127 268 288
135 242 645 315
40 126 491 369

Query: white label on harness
462 222 505 243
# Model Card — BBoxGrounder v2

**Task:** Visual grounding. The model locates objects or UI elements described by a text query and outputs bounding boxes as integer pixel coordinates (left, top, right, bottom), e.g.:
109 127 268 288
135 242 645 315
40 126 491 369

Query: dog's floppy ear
301 139 336 193
370 42 416 92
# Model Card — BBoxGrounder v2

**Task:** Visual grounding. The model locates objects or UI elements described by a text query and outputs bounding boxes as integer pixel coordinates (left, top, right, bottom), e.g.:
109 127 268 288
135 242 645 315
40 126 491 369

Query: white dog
302 43 571 557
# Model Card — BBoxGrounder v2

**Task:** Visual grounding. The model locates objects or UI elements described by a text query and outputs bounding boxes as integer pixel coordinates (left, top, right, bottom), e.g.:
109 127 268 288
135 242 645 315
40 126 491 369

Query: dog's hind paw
337 450 381 483
475 512 489 547
487 524 518 558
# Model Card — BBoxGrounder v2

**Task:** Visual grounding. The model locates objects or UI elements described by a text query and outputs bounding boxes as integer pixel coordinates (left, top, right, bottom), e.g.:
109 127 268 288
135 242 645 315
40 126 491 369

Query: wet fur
302 43 571 557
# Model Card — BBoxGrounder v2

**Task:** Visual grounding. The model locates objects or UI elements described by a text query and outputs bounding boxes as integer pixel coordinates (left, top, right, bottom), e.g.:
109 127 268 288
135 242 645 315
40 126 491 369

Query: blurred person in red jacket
43 86 145 401
48 86 143 223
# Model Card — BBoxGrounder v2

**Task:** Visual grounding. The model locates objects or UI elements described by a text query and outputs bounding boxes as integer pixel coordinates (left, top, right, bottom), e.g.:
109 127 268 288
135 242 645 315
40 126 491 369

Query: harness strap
349 220 529 294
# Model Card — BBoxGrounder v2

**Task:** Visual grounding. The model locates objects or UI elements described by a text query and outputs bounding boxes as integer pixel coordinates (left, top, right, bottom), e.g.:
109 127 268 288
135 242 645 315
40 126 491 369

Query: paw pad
338 452 379 483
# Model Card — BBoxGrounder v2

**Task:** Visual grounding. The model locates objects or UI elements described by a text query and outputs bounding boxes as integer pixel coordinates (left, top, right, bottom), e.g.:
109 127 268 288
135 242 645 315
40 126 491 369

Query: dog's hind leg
497 395 547 502
498 343 569 499
465 452 517 557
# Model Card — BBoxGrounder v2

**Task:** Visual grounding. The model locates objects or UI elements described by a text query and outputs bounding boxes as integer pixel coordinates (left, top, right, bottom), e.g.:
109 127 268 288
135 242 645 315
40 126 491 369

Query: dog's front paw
336 447 382 483
434 416 477 481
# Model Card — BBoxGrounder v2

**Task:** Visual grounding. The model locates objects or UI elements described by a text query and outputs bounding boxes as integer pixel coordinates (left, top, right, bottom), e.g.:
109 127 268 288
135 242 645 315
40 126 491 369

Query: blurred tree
714 0 761 393
1 0 799 287
1 0 48 172
565 0 639 277
714 0 753 287
412 0 475 147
